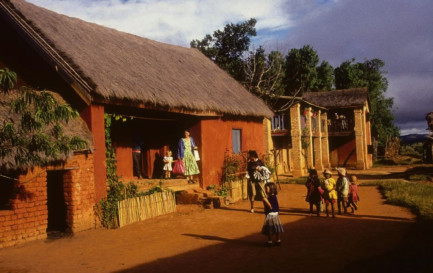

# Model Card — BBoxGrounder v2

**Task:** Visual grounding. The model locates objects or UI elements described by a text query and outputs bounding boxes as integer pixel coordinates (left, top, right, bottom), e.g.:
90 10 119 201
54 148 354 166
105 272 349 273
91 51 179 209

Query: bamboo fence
117 191 176 227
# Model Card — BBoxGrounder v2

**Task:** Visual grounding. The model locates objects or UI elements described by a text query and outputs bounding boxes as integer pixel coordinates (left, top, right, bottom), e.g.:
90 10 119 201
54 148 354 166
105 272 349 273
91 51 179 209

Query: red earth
0 180 432 273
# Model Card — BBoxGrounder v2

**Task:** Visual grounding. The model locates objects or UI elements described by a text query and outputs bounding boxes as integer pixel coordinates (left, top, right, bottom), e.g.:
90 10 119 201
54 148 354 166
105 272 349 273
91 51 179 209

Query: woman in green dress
177 130 200 183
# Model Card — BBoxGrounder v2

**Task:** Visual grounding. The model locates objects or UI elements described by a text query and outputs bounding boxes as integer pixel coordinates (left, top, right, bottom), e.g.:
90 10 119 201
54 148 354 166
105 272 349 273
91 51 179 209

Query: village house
0 91 96 248
0 0 273 247
271 88 372 176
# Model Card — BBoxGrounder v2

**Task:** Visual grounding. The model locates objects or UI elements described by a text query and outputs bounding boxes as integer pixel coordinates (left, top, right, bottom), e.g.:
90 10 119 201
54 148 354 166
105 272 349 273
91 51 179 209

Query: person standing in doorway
132 134 144 179
177 129 200 184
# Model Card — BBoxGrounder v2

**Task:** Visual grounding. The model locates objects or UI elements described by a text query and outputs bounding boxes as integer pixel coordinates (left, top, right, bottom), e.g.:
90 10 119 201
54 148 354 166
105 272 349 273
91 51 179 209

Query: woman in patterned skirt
177 129 200 183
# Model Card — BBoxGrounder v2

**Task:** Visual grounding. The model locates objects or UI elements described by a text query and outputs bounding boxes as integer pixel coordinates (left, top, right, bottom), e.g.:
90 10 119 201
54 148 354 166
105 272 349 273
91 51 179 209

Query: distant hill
400 134 429 144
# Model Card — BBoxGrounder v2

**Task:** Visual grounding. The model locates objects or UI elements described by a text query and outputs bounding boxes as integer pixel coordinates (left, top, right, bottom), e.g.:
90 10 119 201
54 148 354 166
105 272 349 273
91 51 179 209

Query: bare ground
0 181 432 273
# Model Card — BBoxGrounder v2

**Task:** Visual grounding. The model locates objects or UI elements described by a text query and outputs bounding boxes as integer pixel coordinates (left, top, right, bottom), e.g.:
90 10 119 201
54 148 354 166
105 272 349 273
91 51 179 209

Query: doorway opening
46 170 68 236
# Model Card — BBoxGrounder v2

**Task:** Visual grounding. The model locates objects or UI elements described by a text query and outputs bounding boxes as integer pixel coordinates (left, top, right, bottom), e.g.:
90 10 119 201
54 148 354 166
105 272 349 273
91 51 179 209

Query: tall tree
313 61 334 91
284 45 320 96
334 58 399 145
243 46 285 106
191 18 257 82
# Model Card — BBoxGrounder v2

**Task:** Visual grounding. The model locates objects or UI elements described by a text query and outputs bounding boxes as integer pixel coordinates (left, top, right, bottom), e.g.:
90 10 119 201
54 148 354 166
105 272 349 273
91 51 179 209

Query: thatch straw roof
2 0 273 118
302 88 369 109
0 89 94 170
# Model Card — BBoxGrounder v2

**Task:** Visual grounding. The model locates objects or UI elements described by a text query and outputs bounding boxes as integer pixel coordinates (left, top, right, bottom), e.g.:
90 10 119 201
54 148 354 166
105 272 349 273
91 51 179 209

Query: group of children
305 168 360 217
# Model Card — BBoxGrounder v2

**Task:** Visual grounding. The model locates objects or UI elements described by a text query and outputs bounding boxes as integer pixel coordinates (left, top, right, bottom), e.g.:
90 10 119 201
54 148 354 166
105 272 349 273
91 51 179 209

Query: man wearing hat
336 167 349 215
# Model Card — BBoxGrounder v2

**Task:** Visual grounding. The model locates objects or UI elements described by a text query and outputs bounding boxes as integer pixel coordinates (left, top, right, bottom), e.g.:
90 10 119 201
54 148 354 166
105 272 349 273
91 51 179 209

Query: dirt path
0 184 431 273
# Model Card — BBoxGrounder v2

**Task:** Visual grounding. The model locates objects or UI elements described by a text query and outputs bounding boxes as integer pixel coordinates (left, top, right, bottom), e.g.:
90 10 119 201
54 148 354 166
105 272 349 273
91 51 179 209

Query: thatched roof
1 0 273 118
302 88 369 109
0 89 94 170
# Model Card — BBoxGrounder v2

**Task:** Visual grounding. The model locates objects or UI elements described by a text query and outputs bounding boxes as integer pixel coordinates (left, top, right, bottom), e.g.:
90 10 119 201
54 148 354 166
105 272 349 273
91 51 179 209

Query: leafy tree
191 18 257 82
284 45 320 96
334 58 367 89
334 58 399 145
0 68 87 169
313 61 334 91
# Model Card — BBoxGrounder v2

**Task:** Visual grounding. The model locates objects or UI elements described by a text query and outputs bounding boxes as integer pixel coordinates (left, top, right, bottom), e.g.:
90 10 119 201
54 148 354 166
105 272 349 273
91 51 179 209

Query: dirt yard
1 179 432 273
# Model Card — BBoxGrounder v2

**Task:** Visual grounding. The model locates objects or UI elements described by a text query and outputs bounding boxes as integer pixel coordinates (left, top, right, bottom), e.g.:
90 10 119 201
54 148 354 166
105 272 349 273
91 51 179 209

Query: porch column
313 110 324 171
305 107 314 169
80 104 107 201
290 103 305 177
354 109 367 169
263 118 273 154
321 112 331 168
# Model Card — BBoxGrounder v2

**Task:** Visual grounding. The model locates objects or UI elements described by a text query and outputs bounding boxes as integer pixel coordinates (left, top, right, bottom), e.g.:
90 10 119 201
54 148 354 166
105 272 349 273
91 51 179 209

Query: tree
0 68 87 170
243 46 285 106
334 58 399 145
313 61 334 91
284 45 320 96
334 58 367 89
191 18 257 82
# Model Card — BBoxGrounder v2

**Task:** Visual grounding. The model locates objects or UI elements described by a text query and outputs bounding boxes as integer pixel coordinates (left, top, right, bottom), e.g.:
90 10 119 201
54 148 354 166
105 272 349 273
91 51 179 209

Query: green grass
376 180 433 222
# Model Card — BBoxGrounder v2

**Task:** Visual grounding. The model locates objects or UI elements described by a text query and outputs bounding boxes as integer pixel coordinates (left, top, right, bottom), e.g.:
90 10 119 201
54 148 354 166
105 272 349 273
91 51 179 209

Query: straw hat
323 169 332 175
336 167 347 176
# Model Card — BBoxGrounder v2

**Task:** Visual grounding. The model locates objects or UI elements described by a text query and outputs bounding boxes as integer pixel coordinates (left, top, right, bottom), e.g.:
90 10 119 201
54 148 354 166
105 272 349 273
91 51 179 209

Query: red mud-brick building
0 91 95 248
0 0 272 247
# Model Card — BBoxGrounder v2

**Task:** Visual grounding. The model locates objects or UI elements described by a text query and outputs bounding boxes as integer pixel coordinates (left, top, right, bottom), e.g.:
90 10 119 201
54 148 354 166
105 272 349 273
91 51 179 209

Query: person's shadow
152 152 164 179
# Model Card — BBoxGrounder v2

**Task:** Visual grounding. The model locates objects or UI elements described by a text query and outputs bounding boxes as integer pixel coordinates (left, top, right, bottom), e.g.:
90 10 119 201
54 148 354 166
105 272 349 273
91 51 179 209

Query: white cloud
27 0 293 46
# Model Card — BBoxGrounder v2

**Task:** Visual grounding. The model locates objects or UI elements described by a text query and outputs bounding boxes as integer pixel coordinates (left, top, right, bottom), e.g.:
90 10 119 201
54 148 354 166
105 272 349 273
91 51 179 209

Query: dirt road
0 184 431 273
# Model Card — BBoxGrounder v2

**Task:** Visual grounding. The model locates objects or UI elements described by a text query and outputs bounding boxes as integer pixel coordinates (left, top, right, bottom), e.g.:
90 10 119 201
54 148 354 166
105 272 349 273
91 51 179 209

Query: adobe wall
0 167 47 248
198 118 265 189
0 153 96 249
80 104 107 201
61 153 97 232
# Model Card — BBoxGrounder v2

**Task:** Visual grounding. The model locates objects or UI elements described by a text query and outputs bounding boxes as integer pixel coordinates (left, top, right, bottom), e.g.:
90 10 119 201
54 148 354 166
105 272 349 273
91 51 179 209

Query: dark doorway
46 170 67 232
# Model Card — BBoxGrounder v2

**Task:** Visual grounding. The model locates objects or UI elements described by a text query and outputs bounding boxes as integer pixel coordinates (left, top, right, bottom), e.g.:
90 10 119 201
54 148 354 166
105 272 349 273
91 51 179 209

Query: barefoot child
262 182 284 247
347 175 360 214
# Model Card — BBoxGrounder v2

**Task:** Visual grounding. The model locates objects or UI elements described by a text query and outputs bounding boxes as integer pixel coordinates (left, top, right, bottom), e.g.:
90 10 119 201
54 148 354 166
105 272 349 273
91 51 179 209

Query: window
0 177 15 210
272 114 285 130
232 129 242 154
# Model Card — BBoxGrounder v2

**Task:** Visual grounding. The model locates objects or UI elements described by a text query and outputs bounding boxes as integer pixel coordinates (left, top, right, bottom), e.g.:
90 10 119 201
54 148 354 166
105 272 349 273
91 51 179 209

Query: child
163 150 173 179
347 175 360 214
322 169 337 217
261 182 284 247
306 169 323 216
336 167 349 215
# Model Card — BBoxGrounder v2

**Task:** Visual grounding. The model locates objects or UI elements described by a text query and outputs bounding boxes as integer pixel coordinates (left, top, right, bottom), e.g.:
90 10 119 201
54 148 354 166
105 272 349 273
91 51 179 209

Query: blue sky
27 0 433 135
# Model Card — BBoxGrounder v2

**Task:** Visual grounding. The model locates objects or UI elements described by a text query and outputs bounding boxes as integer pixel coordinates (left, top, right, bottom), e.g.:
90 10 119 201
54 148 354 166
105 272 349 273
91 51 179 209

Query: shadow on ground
112 212 433 273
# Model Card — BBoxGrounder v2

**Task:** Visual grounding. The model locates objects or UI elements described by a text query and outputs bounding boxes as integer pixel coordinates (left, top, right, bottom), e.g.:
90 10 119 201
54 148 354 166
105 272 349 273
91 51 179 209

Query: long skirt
184 150 200 176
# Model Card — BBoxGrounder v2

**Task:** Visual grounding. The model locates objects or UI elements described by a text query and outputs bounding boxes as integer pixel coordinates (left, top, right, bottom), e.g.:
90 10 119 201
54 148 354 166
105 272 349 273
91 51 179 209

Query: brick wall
62 153 97 232
0 167 48 248
0 153 97 249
